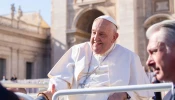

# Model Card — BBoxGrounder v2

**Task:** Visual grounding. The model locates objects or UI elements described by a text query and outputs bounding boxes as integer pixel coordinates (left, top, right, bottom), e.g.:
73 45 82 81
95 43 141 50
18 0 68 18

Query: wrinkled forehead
147 39 158 50
93 19 112 25
147 33 160 49
147 32 166 51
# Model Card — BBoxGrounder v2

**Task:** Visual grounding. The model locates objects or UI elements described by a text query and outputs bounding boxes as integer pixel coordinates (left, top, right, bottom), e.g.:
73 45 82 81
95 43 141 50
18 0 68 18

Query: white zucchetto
95 15 117 27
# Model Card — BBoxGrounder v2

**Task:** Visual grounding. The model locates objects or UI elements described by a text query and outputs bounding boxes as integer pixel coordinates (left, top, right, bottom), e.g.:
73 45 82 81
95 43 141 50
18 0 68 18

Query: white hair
146 20 175 49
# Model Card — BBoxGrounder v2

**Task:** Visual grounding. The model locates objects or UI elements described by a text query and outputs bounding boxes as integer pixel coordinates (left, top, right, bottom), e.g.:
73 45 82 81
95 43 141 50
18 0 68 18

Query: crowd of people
1 15 175 100
1 75 17 82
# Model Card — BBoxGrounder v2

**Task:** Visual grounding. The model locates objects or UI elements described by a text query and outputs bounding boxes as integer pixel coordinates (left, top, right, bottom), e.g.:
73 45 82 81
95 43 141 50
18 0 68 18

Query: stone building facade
51 0 175 71
0 7 51 80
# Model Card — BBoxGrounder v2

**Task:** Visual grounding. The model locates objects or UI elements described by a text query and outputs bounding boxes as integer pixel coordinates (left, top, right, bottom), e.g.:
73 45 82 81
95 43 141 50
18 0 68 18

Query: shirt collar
93 43 115 62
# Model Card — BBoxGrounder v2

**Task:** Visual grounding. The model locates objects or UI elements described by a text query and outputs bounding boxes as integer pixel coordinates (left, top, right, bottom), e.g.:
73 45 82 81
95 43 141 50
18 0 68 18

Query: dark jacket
0 83 19 100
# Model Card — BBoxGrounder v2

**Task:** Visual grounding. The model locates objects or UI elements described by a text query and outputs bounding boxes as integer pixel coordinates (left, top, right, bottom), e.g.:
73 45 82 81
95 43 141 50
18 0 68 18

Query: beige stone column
34 55 44 78
11 48 18 77
116 0 136 52
51 0 68 66
18 50 24 79
134 0 148 66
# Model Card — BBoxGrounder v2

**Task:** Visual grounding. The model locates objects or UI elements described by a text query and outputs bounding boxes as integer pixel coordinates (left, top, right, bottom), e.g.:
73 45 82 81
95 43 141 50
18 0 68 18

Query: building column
11 48 18 78
134 0 148 67
116 0 136 52
51 0 68 66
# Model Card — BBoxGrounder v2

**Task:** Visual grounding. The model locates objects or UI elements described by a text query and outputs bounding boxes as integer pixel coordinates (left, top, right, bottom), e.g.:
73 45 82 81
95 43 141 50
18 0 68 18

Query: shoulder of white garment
71 42 91 54
70 42 91 55
73 43 138 58
47 42 90 78
72 42 91 48
115 44 139 57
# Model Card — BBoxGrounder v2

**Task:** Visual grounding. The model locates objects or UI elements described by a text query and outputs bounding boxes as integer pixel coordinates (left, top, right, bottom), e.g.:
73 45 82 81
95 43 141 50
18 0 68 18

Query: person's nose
146 55 155 68
94 33 99 41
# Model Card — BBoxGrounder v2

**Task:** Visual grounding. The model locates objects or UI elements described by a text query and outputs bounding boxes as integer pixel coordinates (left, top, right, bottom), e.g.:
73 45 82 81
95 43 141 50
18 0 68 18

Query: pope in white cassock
47 15 154 100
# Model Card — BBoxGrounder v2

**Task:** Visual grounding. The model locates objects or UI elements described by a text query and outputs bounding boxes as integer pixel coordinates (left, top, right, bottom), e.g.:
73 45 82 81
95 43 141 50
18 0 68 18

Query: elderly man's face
146 31 175 82
90 19 118 54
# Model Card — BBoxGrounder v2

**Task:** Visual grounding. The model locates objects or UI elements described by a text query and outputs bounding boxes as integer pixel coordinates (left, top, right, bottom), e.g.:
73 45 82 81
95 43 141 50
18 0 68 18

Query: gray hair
146 20 175 47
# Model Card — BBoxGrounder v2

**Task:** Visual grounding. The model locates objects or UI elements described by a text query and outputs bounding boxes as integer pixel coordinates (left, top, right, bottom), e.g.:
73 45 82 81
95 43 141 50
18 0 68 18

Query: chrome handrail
52 83 173 100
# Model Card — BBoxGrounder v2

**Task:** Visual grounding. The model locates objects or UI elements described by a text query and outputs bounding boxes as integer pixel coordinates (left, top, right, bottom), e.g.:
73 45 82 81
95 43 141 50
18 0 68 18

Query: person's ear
112 32 119 42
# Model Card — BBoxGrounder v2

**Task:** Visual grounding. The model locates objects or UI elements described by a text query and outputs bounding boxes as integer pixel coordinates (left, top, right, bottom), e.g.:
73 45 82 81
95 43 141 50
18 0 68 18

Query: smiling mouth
93 42 102 45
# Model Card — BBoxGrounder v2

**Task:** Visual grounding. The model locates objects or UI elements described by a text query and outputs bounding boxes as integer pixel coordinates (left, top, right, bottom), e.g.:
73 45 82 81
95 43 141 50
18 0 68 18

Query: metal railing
52 83 173 100
1 80 173 100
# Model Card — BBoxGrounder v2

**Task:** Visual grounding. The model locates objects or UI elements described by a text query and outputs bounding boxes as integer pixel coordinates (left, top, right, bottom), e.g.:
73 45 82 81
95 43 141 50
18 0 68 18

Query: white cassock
48 42 154 100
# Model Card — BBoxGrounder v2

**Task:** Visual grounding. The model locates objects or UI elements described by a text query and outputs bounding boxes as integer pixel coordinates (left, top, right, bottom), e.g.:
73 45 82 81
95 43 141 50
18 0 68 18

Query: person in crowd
146 20 175 100
11 74 18 82
2 75 8 81
0 83 19 100
37 15 153 100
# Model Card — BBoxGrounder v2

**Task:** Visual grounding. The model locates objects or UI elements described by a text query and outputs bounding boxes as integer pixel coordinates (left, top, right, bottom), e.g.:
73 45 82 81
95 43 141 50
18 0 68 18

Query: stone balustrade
0 16 50 34
74 0 106 5
1 78 49 93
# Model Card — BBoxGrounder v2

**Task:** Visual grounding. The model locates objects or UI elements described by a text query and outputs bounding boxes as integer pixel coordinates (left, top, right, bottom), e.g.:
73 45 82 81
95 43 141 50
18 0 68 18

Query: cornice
0 25 49 43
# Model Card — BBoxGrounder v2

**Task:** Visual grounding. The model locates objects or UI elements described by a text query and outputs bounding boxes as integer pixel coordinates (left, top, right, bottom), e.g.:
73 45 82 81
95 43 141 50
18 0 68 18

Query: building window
152 0 171 13
0 58 6 80
26 62 33 79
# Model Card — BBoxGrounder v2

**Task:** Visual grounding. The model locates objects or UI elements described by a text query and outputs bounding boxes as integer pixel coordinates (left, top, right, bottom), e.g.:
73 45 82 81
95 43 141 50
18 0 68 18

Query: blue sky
0 0 51 26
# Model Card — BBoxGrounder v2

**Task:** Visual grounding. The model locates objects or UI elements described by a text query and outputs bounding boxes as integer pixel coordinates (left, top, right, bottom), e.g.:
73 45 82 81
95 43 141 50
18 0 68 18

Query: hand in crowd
108 92 128 100
38 84 56 100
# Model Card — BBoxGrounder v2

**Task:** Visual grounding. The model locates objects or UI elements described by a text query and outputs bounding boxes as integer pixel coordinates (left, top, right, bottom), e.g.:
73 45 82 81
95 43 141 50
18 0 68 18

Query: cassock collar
94 44 115 63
